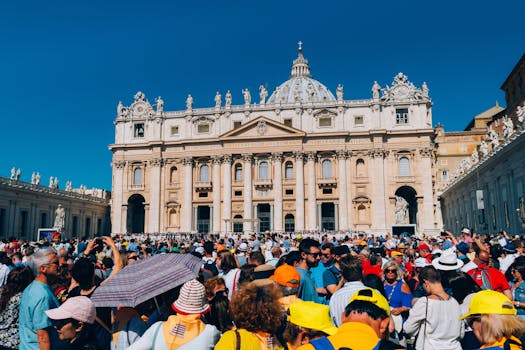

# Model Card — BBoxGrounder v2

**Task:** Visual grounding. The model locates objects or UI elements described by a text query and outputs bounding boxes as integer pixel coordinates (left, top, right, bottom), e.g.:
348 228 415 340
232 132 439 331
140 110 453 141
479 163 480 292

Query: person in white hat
44 296 99 349
128 279 220 350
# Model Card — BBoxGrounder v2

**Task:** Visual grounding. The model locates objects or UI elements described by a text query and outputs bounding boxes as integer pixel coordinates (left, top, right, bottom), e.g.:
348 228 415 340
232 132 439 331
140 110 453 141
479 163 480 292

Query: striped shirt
328 281 366 327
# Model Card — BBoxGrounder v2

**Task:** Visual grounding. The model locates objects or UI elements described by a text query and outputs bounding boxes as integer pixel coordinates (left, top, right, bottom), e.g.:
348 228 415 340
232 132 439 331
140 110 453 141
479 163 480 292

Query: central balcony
254 178 273 189
195 181 212 192
318 177 337 188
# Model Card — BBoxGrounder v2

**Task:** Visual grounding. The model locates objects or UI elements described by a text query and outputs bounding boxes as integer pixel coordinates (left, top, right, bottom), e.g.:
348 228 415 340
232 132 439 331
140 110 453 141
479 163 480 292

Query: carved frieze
113 160 127 169
149 158 164 167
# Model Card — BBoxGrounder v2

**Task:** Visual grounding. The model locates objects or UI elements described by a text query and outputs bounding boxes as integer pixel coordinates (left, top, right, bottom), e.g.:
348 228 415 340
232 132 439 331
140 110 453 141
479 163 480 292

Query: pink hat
45 296 96 324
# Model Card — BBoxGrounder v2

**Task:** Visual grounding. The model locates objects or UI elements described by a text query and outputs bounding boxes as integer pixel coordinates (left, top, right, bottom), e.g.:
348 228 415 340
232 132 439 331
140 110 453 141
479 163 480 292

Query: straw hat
171 279 210 314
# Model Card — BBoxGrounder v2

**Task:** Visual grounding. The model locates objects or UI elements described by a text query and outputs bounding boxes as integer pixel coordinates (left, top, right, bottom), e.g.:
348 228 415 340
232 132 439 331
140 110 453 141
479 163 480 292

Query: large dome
267 45 336 104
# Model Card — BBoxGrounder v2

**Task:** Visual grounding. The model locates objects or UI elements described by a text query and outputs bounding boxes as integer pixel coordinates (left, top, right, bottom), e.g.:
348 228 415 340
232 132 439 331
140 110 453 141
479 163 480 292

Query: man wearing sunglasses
296 238 324 304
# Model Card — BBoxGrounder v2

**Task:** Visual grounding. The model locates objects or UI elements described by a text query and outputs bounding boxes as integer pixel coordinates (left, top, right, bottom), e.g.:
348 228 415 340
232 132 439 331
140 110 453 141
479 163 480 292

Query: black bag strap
235 329 241 350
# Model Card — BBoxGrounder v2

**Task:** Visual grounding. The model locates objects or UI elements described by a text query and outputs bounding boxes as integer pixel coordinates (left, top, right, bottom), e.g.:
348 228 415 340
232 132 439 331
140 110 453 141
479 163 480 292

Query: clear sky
1 0 523 191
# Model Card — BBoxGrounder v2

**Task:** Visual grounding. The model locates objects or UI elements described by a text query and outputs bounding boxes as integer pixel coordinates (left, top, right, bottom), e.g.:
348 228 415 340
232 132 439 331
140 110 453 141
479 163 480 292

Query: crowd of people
1 227 525 349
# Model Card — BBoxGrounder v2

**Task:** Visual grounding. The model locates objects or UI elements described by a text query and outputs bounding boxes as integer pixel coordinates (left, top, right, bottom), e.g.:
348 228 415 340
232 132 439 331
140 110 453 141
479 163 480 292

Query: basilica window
197 123 210 134
399 157 410 176
199 164 209 182
322 159 332 178
395 109 409 124
234 164 243 181
259 161 269 180
319 116 332 128
170 166 178 183
284 119 293 127
233 121 242 129
133 167 143 185
441 170 448 181
356 159 366 177
171 126 179 135
285 214 295 232
285 161 294 179
354 116 364 126
134 123 145 138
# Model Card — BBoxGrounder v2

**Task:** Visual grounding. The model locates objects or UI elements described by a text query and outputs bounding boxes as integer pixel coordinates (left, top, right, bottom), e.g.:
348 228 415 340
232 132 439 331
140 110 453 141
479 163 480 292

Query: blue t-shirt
296 267 325 304
19 280 60 350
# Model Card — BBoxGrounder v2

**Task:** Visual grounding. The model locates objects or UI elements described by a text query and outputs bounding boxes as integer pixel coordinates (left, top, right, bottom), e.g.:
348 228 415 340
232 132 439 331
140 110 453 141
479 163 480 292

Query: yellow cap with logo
348 288 390 316
289 301 338 335
459 290 516 320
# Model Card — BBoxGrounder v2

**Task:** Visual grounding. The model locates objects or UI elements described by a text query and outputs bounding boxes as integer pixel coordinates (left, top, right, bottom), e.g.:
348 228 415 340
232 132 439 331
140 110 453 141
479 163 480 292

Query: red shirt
467 263 510 292
362 259 382 278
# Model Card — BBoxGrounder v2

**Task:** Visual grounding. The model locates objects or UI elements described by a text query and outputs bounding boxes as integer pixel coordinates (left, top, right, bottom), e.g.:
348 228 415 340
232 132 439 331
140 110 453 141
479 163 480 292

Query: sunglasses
321 253 332 258
466 316 481 328
307 252 321 258
385 269 397 273
52 318 76 330
128 255 139 261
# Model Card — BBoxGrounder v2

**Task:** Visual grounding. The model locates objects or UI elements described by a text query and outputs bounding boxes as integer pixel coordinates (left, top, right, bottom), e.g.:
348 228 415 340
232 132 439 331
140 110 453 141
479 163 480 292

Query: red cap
417 243 430 251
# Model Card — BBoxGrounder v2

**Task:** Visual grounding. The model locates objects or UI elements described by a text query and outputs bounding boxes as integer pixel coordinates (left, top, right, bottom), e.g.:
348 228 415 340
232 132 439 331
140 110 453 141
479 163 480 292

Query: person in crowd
217 250 240 300
248 251 275 279
510 262 525 319
214 282 285 349
0 266 33 350
459 290 525 349
298 288 398 350
467 250 513 300
501 243 519 273
270 263 302 309
237 264 256 285
11 252 24 267
203 276 227 301
416 243 433 264
203 291 233 333
266 246 282 267
295 238 323 304
329 255 365 327
363 274 387 297
0 253 11 287
45 296 101 349
235 243 249 267
310 243 334 299
322 245 348 300
382 261 412 336
403 266 464 350
282 301 337 350
110 303 149 350
19 247 60 350
128 279 220 350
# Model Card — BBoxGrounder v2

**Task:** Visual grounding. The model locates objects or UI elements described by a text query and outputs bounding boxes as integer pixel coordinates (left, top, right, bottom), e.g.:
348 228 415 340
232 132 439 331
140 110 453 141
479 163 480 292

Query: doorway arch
127 194 145 233
394 186 417 225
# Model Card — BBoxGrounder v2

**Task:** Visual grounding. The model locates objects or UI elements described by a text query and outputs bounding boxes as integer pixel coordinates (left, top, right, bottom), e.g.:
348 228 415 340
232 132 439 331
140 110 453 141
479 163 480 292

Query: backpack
203 259 219 276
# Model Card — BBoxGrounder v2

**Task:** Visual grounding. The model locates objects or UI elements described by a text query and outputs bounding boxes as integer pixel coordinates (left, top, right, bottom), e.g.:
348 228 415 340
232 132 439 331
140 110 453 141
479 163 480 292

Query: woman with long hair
0 266 33 350
215 282 285 349
216 250 240 300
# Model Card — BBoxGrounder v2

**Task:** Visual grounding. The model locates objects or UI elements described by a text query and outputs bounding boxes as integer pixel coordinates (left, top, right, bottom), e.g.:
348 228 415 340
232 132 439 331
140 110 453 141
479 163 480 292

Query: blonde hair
477 314 525 344
383 261 403 281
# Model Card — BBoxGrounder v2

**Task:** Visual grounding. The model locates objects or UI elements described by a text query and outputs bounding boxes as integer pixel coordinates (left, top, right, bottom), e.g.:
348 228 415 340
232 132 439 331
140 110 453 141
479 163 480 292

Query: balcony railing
194 181 212 191
395 176 415 183
254 178 273 189
318 177 337 188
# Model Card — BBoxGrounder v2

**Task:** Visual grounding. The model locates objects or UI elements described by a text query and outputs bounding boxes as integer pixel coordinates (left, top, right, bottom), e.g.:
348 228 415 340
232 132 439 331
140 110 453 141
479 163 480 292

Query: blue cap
456 242 470 254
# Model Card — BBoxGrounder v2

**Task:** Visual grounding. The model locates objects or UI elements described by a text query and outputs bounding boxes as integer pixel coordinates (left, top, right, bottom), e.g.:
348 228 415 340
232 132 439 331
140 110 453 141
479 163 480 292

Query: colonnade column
182 158 193 232
420 148 435 233
212 156 222 233
306 152 317 230
337 150 348 231
148 158 163 233
294 151 305 231
112 160 126 233
272 153 283 232
369 149 387 231
222 155 232 234
242 154 253 233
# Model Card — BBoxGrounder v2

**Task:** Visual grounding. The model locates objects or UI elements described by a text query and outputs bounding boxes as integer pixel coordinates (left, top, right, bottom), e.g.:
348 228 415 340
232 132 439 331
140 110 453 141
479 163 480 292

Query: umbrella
91 253 202 307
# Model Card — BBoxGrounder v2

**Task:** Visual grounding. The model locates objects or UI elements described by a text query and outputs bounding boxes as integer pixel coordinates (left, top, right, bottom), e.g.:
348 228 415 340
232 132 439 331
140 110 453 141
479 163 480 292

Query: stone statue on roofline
503 116 514 140
15 168 21 180
479 140 488 158
259 85 267 105
242 88 251 105
35 172 41 185
422 82 429 98
372 81 380 99
225 90 232 108
10 167 15 180
336 84 344 101
156 96 164 113
471 148 479 164
517 102 525 129
487 125 500 150
186 94 193 110
214 91 222 108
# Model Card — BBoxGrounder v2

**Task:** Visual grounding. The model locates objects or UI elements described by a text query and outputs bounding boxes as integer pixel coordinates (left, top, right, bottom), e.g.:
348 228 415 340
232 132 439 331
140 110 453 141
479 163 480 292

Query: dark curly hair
0 266 33 312
229 283 284 334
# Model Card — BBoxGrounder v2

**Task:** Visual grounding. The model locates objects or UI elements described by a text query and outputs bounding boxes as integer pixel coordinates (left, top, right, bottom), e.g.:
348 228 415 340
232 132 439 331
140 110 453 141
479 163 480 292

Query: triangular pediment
220 116 305 140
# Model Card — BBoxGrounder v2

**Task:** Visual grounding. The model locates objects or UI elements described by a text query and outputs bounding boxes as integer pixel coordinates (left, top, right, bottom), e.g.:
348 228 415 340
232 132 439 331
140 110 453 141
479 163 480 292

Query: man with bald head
467 249 512 300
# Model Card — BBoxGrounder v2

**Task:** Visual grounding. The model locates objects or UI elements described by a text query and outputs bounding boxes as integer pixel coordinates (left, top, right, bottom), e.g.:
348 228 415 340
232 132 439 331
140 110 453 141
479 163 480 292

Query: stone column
294 151 305 231
420 148 435 234
337 150 348 231
242 154 253 233
182 158 193 232
272 152 283 232
148 158 163 233
212 156 222 233
369 149 387 231
222 155 232 233
112 160 126 233
306 152 317 230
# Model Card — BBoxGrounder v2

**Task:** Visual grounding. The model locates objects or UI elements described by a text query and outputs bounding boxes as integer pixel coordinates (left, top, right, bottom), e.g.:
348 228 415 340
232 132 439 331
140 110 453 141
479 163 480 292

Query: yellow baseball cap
459 290 516 320
348 288 390 316
289 301 338 335
391 251 404 257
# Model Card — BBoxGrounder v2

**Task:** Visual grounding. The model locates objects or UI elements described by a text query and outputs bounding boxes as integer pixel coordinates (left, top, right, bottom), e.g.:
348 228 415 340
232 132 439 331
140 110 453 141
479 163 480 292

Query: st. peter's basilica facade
110 46 441 236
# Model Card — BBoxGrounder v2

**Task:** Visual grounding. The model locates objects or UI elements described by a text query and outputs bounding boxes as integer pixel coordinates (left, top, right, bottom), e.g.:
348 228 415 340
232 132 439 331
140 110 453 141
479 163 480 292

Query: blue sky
0 0 523 191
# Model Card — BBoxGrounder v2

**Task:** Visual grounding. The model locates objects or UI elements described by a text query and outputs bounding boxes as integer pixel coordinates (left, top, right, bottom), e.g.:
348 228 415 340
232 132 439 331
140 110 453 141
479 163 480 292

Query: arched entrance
257 204 271 232
233 215 243 233
196 206 210 233
127 194 145 233
285 214 295 233
395 186 418 225
320 203 335 230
